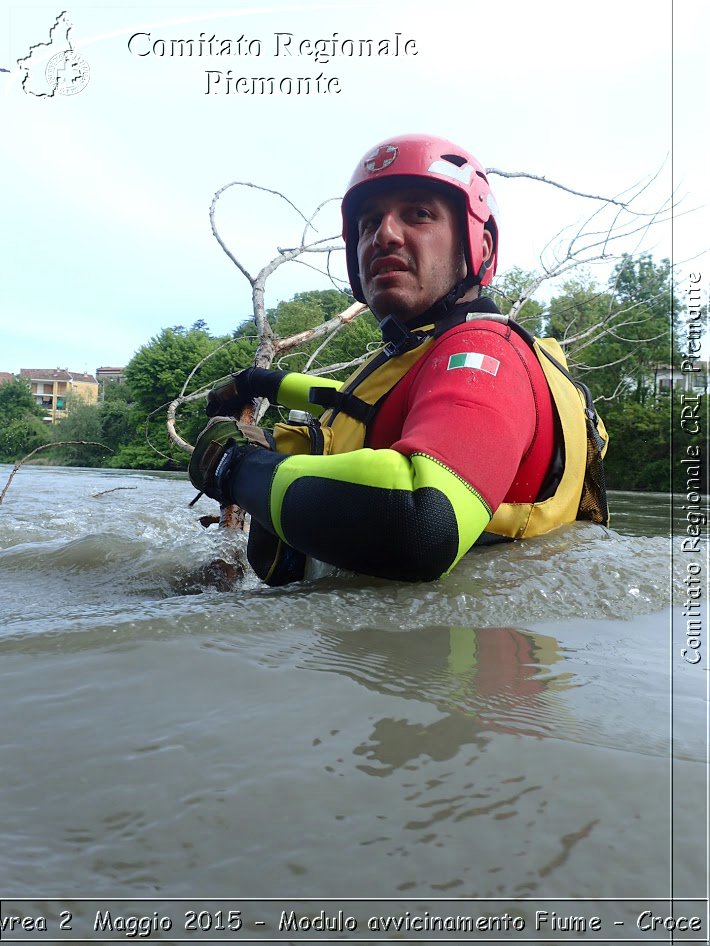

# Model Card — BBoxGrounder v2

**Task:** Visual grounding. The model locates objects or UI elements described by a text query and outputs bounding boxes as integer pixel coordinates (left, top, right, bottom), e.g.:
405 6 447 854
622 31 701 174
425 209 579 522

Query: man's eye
413 207 432 219
359 215 379 234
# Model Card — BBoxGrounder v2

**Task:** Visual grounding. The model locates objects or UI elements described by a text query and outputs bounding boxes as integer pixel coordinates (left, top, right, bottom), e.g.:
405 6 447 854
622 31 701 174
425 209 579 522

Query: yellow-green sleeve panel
229 447 491 581
276 373 342 416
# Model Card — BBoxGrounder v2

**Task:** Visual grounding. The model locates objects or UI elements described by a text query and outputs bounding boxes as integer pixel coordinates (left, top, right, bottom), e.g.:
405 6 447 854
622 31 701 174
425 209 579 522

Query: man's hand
205 367 286 418
188 417 249 504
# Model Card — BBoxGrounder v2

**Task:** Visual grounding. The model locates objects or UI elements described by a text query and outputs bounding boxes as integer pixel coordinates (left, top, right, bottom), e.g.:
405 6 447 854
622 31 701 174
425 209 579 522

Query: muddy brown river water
0 466 706 944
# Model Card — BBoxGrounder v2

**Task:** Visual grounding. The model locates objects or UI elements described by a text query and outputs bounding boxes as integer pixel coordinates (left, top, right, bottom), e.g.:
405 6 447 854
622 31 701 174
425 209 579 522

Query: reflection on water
0 468 705 910
306 625 575 776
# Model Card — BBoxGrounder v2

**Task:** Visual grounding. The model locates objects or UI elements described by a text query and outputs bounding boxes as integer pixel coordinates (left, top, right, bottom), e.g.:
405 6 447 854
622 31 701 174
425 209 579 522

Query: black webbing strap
380 315 427 357
438 297 502 336
308 387 379 425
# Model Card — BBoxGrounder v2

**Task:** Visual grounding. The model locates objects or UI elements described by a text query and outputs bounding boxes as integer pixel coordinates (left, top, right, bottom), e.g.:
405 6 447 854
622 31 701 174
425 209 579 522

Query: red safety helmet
342 134 499 304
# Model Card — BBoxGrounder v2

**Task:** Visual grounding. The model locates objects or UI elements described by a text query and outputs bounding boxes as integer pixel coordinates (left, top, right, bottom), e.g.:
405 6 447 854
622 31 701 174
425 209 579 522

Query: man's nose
373 211 404 248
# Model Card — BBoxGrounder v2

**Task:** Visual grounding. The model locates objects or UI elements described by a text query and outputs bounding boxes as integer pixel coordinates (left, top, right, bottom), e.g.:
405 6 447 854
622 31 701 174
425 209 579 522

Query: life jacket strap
380 315 428 358
429 296 508 337
308 387 379 425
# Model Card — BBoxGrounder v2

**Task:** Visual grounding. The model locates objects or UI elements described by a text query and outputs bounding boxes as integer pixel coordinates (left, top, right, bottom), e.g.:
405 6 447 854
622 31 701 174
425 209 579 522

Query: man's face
355 186 467 322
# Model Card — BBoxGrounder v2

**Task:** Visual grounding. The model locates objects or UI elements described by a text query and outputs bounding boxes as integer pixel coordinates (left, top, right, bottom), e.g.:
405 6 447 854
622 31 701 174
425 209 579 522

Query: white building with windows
653 362 708 395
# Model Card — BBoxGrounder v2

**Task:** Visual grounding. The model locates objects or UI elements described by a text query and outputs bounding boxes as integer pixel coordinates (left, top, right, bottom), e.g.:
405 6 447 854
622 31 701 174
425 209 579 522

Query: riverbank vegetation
0 256 703 492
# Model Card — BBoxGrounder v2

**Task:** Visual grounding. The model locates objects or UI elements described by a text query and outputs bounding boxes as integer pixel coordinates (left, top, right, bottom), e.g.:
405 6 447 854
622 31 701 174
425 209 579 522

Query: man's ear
481 230 494 266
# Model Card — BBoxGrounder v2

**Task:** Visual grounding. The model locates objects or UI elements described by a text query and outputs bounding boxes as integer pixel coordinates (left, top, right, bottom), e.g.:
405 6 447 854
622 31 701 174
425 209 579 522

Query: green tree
121 322 254 467
607 254 681 401
49 394 106 466
0 378 43 421
310 309 381 378
98 383 141 455
107 442 175 471
126 324 227 415
546 273 619 396
272 299 323 349
492 267 546 335
545 255 681 403
600 396 697 491
268 290 355 326
267 289 379 376
223 323 259 371
0 378 49 462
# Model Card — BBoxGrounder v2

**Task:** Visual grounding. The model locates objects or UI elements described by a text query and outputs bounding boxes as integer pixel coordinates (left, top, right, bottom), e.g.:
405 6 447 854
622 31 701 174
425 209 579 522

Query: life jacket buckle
380 315 417 358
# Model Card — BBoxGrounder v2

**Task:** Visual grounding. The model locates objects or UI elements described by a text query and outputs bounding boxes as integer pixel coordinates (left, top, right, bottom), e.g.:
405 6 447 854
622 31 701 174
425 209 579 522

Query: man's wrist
213 441 262 504
238 367 288 404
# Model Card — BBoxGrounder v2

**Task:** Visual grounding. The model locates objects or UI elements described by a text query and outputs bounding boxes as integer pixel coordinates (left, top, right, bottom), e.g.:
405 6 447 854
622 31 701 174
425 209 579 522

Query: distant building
19 368 99 424
0 371 15 385
95 366 126 398
96 366 126 385
653 362 709 396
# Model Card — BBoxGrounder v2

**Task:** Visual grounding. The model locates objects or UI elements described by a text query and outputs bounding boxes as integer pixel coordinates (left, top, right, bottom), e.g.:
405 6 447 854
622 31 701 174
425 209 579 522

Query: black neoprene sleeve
227 449 461 582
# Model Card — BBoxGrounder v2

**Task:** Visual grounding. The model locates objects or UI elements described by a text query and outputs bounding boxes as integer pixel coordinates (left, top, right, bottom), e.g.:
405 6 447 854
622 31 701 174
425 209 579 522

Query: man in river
188 133 608 584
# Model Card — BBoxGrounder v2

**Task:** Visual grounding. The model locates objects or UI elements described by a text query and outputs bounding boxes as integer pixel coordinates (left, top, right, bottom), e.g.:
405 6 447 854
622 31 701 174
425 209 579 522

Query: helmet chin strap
405 270 478 331
379 284 499 358
402 238 495 331
377 238 493 343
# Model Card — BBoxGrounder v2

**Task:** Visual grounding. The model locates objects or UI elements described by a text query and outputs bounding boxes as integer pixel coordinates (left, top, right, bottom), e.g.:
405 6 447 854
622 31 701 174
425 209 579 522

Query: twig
0 441 109 505
91 486 138 498
164 301 369 455
274 301 368 355
486 165 666 213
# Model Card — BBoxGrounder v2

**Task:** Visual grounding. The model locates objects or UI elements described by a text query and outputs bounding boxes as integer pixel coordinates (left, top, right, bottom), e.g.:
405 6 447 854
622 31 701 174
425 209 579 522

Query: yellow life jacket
272 317 609 539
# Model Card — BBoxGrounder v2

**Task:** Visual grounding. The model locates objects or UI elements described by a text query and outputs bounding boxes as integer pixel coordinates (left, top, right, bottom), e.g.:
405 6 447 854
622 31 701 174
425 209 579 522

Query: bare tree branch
162 165 679 569
92 486 138 498
274 301 367 355
486 161 668 214
592 377 633 403
303 321 347 373
0 442 109 505
307 354 371 376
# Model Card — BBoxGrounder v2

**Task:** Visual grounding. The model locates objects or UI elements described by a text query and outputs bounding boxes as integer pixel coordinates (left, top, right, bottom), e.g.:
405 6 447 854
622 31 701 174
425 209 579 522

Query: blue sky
1 0 707 375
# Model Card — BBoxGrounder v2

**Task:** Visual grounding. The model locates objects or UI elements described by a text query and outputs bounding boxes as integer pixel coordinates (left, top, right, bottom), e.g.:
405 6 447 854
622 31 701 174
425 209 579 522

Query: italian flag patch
447 352 500 376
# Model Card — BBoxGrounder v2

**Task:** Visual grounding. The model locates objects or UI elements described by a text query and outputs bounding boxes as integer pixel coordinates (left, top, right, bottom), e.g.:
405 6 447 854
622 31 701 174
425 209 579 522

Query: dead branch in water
161 165 677 591
91 486 138 498
0 442 109 505
192 183 366 538
167 166 675 457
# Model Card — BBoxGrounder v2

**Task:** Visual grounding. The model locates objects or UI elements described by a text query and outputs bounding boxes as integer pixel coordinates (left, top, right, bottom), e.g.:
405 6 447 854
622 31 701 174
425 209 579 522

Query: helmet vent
441 153 467 167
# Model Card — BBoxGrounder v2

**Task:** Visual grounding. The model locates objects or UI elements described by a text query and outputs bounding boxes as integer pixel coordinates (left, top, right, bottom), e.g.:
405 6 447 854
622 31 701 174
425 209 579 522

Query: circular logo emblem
46 50 90 96
364 144 399 174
